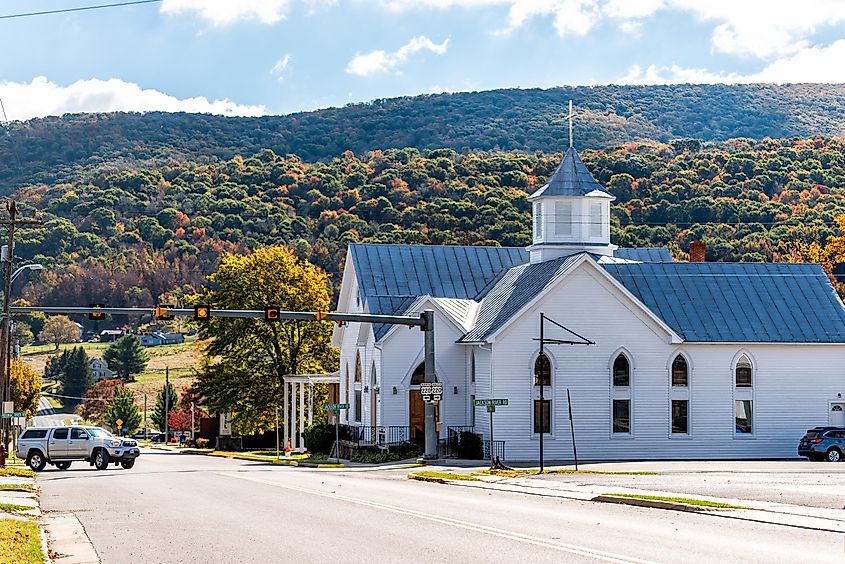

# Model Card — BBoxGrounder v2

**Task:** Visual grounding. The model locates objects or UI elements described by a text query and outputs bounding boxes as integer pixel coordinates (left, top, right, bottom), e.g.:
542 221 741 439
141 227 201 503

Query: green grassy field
0 520 43 564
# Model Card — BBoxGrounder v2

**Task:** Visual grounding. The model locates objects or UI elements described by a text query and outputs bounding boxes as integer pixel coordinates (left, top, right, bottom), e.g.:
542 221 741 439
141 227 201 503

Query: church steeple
527 102 616 263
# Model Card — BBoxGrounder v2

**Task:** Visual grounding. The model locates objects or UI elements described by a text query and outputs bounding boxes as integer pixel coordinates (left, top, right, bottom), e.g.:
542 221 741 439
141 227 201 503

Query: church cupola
527 103 616 263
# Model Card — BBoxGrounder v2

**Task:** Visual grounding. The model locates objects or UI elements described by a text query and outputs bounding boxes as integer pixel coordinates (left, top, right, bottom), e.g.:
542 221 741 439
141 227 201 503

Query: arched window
735 355 752 387
534 353 551 386
470 351 476 383
613 354 630 387
371 362 378 387
355 352 362 383
410 363 438 385
671 355 688 387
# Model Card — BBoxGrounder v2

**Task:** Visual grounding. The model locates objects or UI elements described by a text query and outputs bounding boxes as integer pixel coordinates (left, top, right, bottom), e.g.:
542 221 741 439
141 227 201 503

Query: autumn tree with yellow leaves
10 360 41 418
189 246 338 434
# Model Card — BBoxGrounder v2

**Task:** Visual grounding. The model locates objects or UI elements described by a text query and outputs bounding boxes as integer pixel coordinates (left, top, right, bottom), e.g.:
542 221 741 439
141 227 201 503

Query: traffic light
315 311 327 321
194 305 211 321
264 307 281 322
88 304 106 321
155 304 174 321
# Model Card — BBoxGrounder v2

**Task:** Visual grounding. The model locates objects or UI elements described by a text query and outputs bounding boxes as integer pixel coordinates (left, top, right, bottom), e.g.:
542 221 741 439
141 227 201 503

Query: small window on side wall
735 400 753 434
534 353 551 387
735 355 752 387
612 400 630 433
672 355 688 387
613 354 630 387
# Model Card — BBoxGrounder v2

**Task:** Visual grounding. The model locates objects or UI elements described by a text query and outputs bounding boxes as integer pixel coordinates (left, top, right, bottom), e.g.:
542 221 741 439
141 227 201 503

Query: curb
408 475 446 484
178 449 345 468
591 495 713 513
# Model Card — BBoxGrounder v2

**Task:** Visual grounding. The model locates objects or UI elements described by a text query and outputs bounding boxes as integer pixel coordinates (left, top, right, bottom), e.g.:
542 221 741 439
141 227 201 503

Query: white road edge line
216 472 655 564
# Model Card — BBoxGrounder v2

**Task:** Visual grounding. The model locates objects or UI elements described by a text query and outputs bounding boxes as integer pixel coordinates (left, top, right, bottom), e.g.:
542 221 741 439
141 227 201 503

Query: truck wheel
56 462 72 470
94 449 110 470
121 460 135 470
26 451 47 472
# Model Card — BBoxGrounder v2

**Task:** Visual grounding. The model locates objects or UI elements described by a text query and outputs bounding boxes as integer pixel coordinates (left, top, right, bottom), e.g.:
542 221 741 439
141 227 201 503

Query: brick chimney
689 240 706 263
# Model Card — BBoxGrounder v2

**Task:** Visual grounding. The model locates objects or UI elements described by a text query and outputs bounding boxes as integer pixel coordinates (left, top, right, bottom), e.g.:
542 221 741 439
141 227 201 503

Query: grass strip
410 471 479 482
0 484 34 492
0 502 35 512
0 468 34 479
602 493 748 509
0 519 43 564
475 469 657 478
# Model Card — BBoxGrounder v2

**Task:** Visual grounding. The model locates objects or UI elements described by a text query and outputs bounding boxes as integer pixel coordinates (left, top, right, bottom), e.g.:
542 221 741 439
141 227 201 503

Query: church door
409 390 425 444
408 391 440 444
831 403 845 427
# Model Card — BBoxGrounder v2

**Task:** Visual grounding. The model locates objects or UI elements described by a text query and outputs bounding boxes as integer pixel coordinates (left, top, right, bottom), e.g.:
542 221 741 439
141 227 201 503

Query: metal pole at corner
538 312 545 474
567 388 578 471
422 309 437 460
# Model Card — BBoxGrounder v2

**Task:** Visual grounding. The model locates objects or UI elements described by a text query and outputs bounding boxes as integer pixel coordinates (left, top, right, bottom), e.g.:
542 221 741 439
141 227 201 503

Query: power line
0 0 161 21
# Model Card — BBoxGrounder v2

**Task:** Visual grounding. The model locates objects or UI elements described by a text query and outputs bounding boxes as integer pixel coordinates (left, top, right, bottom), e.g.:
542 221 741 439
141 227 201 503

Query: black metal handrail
339 424 409 446
483 440 506 461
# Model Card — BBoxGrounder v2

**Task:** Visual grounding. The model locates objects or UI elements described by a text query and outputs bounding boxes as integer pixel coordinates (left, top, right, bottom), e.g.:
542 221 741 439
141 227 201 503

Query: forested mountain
3 83 845 190
11 136 845 309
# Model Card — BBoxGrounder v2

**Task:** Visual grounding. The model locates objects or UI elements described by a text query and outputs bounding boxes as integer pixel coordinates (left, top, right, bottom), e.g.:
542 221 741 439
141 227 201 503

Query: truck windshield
86 428 113 438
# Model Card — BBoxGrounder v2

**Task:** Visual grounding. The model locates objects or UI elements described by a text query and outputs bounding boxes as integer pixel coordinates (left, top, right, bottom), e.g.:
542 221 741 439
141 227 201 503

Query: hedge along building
331 144 845 461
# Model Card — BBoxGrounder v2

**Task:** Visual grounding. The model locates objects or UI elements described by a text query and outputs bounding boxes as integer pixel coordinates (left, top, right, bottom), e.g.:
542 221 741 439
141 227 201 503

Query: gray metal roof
529 148 613 199
349 244 528 300
614 247 673 263
603 262 845 342
460 254 584 342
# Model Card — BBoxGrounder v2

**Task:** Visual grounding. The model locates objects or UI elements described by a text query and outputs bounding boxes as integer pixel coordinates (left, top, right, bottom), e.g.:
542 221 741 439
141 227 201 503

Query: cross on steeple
566 100 575 148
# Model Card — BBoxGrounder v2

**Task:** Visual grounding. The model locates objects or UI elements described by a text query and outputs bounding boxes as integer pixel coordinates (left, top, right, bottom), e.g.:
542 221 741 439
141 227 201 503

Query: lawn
0 468 34 479
0 520 42 564
476 469 658 477
602 493 747 509
0 484 34 492
410 471 479 482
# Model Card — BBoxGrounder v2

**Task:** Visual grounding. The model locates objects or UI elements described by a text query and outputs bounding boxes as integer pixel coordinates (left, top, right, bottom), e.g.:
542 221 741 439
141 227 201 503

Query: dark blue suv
798 427 845 461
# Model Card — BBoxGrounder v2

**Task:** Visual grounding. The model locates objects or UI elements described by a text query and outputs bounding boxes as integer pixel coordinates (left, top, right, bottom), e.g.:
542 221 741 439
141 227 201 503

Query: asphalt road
31 396 81 427
38 451 843 564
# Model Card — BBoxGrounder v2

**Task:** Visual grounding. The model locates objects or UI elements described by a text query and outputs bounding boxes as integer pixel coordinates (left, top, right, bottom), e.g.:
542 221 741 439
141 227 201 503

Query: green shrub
350 442 421 464
457 431 484 459
303 423 335 454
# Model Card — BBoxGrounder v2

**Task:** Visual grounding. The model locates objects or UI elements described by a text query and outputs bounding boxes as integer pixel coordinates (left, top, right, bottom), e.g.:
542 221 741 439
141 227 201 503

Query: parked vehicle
16 426 140 472
798 427 845 461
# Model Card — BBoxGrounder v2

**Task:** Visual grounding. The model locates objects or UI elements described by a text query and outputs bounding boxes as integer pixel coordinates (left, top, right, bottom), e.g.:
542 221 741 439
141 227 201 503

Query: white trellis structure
282 372 340 453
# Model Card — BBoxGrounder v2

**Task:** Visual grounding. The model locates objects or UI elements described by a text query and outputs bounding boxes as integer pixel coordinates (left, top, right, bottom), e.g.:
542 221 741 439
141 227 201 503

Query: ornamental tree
10 360 41 418
38 315 80 350
190 246 337 434
103 386 141 436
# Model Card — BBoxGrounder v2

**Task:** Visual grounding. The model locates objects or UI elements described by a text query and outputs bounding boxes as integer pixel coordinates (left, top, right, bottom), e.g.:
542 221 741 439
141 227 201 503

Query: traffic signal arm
10 306 427 327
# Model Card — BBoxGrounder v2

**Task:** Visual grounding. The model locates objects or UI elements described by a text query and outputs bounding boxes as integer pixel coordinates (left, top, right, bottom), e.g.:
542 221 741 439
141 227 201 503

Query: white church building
332 146 845 461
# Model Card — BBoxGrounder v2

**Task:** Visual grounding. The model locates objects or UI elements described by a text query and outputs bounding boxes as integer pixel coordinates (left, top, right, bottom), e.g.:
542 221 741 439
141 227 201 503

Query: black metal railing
339 424 409 447
443 426 485 459
483 440 506 461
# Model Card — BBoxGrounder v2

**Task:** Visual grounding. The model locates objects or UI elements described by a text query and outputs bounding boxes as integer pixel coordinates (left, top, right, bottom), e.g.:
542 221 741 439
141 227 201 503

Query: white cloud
0 76 265 121
346 36 449 77
160 0 290 25
380 1 845 59
271 55 292 82
619 40 845 85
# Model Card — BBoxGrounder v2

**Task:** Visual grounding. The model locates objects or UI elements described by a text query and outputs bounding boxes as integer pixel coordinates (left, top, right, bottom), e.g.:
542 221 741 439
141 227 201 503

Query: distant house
91 359 113 381
140 332 184 347
99 330 123 342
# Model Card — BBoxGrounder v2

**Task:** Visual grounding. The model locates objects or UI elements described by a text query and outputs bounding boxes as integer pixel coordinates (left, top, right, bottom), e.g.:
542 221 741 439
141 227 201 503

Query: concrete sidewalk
415 465 845 533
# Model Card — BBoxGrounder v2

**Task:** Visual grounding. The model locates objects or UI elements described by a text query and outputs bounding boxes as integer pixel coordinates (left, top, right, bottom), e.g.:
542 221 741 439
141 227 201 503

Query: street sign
419 382 443 396
0 413 13 419
1 401 12 413
474 398 508 407
325 403 350 412
487 405 496 413
116 418 123 427
1 412 26 419
13 412 25 417
12 417 26 426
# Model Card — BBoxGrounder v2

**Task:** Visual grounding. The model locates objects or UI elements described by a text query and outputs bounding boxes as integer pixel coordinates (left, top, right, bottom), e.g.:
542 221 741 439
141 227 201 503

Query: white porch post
308 381 313 427
291 383 298 452
283 379 289 453
299 382 305 452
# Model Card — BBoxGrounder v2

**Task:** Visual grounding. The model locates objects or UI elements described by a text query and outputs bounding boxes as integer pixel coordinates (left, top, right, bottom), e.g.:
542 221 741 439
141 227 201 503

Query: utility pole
164 366 170 444
144 393 148 442
539 313 545 472
422 310 437 460
0 202 41 448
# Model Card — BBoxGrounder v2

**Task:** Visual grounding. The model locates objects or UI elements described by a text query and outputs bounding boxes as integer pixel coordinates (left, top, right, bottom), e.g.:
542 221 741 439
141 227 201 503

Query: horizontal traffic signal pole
9 305 430 329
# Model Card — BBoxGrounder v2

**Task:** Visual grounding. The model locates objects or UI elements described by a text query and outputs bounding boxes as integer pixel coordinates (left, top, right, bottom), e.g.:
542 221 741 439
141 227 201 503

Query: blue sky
2 0 845 120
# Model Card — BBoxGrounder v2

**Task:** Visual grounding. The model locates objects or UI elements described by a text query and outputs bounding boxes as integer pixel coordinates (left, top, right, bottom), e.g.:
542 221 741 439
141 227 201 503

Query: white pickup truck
16 426 140 472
